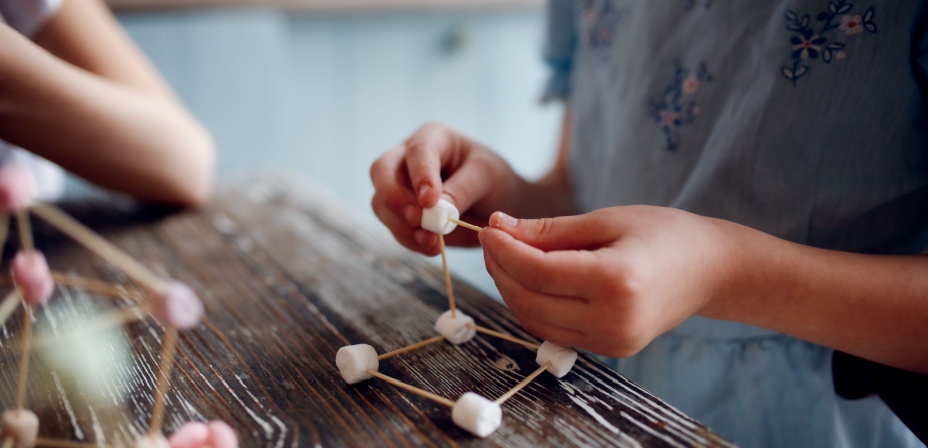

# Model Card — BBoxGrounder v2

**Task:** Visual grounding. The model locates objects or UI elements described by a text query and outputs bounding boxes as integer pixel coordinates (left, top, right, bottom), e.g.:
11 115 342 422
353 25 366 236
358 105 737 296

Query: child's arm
0 0 214 206
369 115 576 256
478 207 928 374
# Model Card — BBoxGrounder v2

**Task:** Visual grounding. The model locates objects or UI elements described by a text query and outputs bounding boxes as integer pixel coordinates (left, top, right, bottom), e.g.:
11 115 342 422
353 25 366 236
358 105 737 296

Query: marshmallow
0 164 35 212
535 341 578 378
421 199 459 235
0 409 38 448
134 435 170 448
11 250 54 305
145 280 204 330
336 344 379 384
206 421 238 448
168 420 237 448
452 392 502 438
434 310 475 345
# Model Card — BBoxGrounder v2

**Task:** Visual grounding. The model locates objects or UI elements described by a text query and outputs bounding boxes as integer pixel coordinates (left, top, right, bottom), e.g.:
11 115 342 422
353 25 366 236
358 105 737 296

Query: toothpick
495 361 551 405
378 335 445 361
29 204 164 292
437 234 456 318
148 328 178 436
34 438 113 448
467 324 540 350
2 437 13 448
367 370 455 408
0 289 21 328
447 217 483 233
50 274 144 300
15 304 33 410
16 210 33 253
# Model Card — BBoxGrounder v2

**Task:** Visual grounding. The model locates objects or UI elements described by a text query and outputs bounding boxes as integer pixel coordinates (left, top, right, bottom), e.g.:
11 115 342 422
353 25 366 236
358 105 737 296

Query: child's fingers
479 227 599 298
487 211 617 251
440 152 502 216
514 313 586 350
371 192 433 255
484 248 589 330
404 123 459 208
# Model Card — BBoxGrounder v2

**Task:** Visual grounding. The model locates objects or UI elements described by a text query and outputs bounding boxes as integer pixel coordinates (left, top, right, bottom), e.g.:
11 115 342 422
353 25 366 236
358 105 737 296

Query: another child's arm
0 0 214 206
369 116 576 256
478 206 928 374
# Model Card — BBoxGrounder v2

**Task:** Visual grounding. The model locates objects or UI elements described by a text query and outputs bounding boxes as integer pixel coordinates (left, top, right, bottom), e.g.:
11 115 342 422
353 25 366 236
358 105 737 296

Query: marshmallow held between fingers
452 392 502 438
1 409 39 448
434 310 475 345
536 341 578 378
145 280 204 330
134 435 170 448
336 344 379 384
0 164 35 212
421 199 459 235
11 250 54 306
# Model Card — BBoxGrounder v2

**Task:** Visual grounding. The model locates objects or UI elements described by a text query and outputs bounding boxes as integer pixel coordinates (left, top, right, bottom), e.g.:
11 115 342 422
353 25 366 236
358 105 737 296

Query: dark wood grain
0 171 733 447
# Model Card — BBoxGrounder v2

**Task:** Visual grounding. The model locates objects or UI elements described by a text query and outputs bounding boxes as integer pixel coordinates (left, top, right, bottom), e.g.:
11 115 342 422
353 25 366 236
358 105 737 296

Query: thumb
486 211 615 251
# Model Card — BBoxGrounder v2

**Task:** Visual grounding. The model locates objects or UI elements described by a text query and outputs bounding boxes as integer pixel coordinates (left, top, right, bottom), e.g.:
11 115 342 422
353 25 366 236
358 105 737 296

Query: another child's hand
370 123 523 256
479 207 738 357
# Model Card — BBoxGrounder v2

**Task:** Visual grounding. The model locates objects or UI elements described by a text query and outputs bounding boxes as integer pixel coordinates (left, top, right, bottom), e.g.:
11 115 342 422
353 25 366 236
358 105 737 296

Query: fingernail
403 205 417 225
495 212 518 228
418 185 432 204
414 229 428 247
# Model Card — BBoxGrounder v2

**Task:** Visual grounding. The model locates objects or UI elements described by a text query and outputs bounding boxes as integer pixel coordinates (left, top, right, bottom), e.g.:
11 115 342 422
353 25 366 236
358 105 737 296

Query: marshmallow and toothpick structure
0 164 237 448
337 199 579 438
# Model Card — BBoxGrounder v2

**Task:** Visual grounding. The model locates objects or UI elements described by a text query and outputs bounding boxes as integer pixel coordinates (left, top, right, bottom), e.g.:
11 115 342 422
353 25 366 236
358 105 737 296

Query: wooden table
0 172 732 447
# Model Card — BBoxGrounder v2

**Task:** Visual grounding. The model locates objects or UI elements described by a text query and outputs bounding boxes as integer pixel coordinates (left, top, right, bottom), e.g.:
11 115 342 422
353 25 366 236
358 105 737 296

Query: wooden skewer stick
467 324 540 350
34 438 113 448
148 328 178 436
377 335 445 361
437 234 457 318
15 304 34 410
495 361 552 405
16 210 33 253
0 289 21 328
50 274 144 300
367 370 455 408
29 204 164 292
447 217 483 233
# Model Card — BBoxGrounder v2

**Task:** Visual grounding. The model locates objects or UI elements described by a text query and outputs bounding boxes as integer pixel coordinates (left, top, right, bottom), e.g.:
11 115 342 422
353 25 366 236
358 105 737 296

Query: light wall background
113 7 563 298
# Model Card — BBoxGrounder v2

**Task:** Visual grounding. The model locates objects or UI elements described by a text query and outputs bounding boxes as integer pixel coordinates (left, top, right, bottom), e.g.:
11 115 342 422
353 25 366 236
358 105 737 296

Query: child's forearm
0 25 214 206
702 219 928 373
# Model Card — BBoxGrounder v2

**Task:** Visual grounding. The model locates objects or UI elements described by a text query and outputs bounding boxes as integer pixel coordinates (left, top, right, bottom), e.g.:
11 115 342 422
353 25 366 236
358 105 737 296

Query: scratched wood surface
0 172 733 447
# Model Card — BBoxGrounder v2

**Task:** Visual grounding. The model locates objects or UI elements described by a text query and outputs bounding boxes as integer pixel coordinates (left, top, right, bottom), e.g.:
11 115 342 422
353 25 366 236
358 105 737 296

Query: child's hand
478 207 738 357
370 123 523 256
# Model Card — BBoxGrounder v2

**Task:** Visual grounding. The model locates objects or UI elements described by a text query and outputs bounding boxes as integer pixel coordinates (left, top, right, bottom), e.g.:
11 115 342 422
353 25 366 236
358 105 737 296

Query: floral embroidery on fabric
781 1 876 85
683 0 712 11
582 0 624 57
647 61 714 151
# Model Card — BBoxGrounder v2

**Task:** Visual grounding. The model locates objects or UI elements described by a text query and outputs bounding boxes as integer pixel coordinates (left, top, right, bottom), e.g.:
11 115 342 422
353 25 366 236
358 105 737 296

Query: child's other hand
478 207 738 357
370 123 522 256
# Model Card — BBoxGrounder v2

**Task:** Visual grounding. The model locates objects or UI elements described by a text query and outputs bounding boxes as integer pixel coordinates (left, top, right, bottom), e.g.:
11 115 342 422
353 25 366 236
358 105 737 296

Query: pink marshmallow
207 421 238 448
12 250 54 305
168 420 237 448
145 280 203 330
0 164 35 212
168 422 209 448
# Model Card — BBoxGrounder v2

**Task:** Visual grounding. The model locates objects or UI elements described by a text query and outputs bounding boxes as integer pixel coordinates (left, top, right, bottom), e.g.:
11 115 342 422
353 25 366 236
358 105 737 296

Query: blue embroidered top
543 0 928 446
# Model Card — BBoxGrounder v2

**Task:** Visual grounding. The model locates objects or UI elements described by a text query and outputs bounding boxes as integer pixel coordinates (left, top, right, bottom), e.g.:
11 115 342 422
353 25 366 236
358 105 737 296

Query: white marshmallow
1 409 38 448
421 199 459 235
336 344 379 384
134 434 170 448
452 392 502 438
434 310 476 345
535 341 578 378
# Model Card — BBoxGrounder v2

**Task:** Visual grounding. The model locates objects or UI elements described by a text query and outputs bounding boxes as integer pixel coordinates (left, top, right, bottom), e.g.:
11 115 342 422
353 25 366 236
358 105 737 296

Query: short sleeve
0 0 63 38
540 0 577 103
